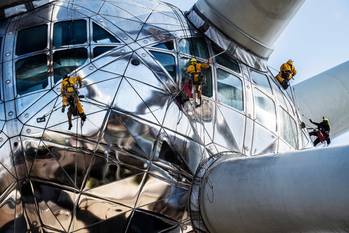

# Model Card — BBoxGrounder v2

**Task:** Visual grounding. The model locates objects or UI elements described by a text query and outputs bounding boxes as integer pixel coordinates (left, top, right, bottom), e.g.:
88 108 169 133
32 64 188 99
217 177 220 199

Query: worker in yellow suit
61 74 86 130
186 57 210 106
275 59 297 90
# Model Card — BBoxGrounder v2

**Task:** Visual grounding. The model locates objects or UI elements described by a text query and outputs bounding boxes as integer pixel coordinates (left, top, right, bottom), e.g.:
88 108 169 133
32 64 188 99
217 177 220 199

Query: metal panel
0 0 307 232
193 0 305 58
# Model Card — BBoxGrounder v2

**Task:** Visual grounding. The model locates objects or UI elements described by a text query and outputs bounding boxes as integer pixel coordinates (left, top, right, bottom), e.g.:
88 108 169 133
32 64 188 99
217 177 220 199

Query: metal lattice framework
0 0 304 232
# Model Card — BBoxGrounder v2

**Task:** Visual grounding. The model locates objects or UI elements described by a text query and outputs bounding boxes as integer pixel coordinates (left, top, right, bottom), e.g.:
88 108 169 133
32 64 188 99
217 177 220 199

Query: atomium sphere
0 0 303 232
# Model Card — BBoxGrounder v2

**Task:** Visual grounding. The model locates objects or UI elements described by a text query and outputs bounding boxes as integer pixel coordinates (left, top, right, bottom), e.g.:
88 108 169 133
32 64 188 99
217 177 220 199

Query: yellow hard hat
190 57 197 64
287 59 294 64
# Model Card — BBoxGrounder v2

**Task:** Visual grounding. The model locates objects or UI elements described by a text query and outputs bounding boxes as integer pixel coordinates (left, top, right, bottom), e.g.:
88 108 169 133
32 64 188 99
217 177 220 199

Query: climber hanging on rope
275 59 297 90
61 74 86 130
185 57 211 107
308 117 331 146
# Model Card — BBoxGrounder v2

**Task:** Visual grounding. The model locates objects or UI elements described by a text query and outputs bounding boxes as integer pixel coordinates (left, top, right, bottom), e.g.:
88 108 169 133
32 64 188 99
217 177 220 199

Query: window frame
0 36 2 101
216 67 245 112
177 37 210 59
151 40 175 51
50 18 90 87
53 19 89 49
212 43 241 74
14 23 50 58
52 47 89 84
253 87 277 132
14 52 50 97
90 20 122 61
14 19 127 96
91 21 121 45
277 105 299 149
249 69 273 96
92 45 117 59
0 35 3 64
150 49 178 82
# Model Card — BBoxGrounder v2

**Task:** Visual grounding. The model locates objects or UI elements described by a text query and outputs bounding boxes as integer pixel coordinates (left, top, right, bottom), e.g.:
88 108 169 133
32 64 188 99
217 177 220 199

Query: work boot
196 98 202 108
62 106 65 113
80 113 87 122
68 123 73 130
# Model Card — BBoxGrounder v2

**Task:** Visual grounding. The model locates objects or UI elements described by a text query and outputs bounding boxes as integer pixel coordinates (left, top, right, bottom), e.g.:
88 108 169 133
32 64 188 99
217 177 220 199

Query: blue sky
269 0 349 83
165 0 349 81
164 0 349 146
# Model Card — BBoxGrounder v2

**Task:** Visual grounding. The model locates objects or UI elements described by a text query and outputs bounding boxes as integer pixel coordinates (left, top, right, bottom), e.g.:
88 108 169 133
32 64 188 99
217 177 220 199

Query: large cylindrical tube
294 61 349 138
193 0 304 58
193 146 349 233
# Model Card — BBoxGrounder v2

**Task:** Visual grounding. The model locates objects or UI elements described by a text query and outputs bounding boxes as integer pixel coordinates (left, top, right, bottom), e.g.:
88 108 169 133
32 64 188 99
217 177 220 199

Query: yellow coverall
61 75 84 115
186 62 210 101
276 62 297 88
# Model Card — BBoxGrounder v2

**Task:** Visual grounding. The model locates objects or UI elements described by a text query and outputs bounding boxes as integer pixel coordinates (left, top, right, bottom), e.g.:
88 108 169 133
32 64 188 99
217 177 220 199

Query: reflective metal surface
0 0 304 232
0 0 55 19
193 146 349 233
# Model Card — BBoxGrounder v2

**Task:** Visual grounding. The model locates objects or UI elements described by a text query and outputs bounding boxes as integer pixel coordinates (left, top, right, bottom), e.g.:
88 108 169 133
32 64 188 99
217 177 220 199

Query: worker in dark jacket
309 117 331 146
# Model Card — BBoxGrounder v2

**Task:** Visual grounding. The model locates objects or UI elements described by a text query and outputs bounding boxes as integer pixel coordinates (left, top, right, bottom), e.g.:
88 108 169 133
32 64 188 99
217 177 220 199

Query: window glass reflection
16 54 48 95
213 44 240 73
271 79 287 107
0 36 2 98
53 48 88 83
93 23 119 43
178 37 209 59
254 88 276 131
54 20 87 48
278 107 298 148
0 36 2 56
251 70 272 93
217 68 243 111
202 68 213 98
16 24 47 55
151 51 176 81
93 46 116 58
153 41 174 50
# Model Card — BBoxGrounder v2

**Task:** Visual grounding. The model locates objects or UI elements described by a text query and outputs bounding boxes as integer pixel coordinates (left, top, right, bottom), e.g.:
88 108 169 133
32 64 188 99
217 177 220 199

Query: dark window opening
151 51 176 81
159 141 190 172
92 22 120 44
213 44 240 73
153 41 174 50
53 48 88 83
16 25 48 56
53 20 87 48
217 68 243 111
93 46 116 58
16 54 48 95
178 37 209 59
